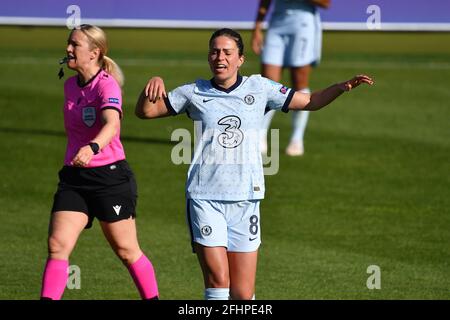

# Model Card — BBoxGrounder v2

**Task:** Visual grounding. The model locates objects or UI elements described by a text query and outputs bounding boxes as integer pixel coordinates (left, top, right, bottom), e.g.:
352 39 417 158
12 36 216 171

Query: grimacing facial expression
66 30 100 71
208 36 244 84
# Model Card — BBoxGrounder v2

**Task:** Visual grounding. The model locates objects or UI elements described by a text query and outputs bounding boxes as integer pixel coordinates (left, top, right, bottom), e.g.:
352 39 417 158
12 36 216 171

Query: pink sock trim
40 258 69 300
128 254 159 299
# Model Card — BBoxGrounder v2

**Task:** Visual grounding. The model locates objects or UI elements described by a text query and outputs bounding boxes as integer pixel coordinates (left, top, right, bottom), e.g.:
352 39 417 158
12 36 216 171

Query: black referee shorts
51 160 137 229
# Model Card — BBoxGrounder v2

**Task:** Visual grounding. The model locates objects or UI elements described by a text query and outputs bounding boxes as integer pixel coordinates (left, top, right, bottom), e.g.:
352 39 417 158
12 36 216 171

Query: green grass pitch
0 26 448 299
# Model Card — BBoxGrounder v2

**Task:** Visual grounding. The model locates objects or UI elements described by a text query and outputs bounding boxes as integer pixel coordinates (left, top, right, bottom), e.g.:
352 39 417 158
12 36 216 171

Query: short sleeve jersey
165 74 294 201
63 69 125 167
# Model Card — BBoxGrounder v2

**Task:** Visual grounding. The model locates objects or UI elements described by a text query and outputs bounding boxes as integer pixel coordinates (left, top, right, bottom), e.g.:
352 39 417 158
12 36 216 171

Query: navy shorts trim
186 199 196 253
51 160 137 229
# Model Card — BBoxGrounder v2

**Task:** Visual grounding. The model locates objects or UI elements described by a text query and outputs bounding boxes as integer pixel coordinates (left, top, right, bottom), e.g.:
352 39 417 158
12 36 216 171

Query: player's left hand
342 75 374 91
71 145 94 167
145 76 167 103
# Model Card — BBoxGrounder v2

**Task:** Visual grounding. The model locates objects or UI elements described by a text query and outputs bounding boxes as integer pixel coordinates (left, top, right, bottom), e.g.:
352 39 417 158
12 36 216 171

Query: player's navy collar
210 74 242 93
77 68 102 88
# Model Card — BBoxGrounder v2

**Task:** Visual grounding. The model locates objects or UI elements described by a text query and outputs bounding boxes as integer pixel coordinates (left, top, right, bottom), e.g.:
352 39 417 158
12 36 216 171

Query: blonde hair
76 24 124 87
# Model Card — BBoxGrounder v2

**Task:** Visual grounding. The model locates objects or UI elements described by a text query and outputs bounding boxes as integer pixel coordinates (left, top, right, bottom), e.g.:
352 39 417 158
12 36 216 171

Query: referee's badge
244 94 255 105
82 107 96 127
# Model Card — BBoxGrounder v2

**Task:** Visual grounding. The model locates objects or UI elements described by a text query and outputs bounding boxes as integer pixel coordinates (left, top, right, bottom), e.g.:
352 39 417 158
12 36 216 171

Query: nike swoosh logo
203 98 213 103
249 237 257 241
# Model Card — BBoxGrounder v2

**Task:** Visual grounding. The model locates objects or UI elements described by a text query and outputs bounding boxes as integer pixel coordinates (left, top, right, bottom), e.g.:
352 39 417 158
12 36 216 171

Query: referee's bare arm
288 74 374 111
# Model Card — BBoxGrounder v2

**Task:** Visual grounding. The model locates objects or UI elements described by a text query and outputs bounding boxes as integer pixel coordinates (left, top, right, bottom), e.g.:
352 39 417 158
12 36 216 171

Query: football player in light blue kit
136 28 373 300
252 0 331 156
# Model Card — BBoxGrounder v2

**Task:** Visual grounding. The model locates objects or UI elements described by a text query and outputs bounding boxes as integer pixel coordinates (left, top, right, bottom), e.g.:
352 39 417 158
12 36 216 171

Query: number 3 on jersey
217 115 244 148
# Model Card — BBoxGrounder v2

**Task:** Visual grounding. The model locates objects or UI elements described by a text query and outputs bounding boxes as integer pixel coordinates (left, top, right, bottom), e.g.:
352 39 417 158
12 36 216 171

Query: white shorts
186 199 261 252
262 10 322 67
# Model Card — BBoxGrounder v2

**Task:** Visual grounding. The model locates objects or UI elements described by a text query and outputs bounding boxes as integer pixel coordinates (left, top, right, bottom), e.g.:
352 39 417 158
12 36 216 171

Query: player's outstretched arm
135 77 171 119
288 74 374 111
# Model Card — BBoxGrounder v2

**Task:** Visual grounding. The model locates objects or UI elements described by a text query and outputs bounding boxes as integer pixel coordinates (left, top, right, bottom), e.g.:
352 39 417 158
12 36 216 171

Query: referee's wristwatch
88 142 100 155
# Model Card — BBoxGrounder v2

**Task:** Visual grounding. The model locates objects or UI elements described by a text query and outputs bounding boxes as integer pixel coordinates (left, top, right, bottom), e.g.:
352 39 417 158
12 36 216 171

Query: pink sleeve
99 79 122 117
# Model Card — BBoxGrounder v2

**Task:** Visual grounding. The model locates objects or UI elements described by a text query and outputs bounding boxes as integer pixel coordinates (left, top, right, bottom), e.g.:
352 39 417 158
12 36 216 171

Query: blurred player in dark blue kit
252 0 331 156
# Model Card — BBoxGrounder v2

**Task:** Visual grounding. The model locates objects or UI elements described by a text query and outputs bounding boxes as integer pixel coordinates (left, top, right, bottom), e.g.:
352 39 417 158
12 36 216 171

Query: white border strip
322 22 450 31
0 17 254 29
1 17 450 31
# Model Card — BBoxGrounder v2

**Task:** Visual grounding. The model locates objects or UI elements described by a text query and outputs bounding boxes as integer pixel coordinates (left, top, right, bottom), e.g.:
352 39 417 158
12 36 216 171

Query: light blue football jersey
165 75 294 201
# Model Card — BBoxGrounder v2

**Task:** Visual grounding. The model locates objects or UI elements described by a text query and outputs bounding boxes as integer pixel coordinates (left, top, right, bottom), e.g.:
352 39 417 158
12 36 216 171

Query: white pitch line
1 56 450 70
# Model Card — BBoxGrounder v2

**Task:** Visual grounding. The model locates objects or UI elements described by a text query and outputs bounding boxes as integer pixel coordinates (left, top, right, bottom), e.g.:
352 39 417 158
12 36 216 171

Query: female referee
135 28 373 300
40 24 158 300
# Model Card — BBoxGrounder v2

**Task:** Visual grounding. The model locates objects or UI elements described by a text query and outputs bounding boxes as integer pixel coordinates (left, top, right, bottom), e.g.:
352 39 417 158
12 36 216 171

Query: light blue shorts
262 10 322 67
187 199 261 252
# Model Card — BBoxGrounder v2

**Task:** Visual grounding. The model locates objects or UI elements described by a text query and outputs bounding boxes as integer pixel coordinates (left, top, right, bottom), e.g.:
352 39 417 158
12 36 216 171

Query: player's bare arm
135 77 171 119
255 0 272 22
289 74 374 111
308 0 331 9
252 0 272 55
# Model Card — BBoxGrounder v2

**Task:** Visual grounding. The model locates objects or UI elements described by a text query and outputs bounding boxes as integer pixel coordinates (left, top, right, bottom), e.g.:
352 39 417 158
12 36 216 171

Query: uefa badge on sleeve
108 97 120 104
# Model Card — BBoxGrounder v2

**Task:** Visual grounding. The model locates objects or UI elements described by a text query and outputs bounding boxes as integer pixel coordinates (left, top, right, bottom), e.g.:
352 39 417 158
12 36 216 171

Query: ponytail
102 55 124 87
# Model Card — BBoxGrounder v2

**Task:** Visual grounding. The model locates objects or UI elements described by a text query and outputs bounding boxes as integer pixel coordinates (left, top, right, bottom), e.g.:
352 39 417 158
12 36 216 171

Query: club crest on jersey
244 94 255 105
82 107 96 127
201 225 212 237
279 86 288 94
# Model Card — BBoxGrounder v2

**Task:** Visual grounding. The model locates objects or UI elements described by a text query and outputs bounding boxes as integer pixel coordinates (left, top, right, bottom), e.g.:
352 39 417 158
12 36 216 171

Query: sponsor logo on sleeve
279 86 288 94
108 97 120 104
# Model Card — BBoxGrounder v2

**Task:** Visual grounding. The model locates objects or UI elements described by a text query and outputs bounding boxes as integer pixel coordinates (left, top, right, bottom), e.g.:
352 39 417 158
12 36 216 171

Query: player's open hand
145 76 167 103
341 75 374 91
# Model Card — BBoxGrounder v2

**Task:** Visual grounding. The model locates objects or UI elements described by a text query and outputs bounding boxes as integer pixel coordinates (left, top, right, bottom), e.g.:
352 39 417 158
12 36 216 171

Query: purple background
0 0 449 23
